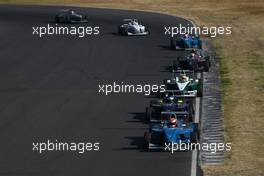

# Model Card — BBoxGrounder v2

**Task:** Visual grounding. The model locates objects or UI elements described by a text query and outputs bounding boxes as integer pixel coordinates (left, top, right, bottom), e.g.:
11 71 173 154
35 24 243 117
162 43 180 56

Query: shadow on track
127 112 146 124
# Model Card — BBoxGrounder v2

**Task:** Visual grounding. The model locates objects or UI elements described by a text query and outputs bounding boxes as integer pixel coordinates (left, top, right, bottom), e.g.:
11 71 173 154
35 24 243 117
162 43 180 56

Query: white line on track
191 72 201 176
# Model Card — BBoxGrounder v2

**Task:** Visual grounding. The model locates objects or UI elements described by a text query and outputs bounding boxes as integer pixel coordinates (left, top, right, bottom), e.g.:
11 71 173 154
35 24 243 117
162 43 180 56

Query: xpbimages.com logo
32 24 100 37
164 24 232 38
32 140 100 154
98 82 166 96
164 142 232 154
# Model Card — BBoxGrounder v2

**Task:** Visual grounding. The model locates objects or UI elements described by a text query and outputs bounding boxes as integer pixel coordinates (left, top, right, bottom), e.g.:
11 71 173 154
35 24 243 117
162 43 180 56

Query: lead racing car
118 19 149 36
173 49 211 72
163 70 203 97
55 9 88 23
144 111 198 151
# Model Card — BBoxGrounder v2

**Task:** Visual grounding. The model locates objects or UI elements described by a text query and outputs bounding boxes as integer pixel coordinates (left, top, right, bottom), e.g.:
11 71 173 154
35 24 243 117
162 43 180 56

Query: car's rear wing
164 90 196 98
149 111 189 123
161 111 189 115
148 143 164 150
172 69 194 73
123 18 133 21
171 33 200 39
170 69 195 78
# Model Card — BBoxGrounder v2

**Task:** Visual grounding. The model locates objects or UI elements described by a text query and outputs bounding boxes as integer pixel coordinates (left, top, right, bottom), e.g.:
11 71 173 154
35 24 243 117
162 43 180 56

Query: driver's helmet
191 49 197 54
169 96 174 102
170 114 177 127
164 96 173 104
184 33 189 39
180 73 188 81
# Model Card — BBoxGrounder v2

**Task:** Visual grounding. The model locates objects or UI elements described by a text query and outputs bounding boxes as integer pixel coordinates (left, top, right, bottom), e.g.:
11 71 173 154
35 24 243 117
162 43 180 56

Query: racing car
173 49 211 72
170 33 202 50
163 70 203 97
145 96 194 123
55 9 88 23
144 111 198 151
118 19 149 36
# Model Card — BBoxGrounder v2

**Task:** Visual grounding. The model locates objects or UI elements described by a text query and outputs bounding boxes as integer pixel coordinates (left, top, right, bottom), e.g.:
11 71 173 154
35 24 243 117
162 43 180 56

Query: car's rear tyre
145 107 152 123
192 61 199 72
163 79 170 85
189 104 195 122
118 26 122 35
125 29 129 36
191 130 198 144
144 132 151 151
66 16 71 23
204 61 210 72
198 41 202 49
191 123 199 149
144 26 150 35
149 100 156 107
55 16 60 23
170 38 176 50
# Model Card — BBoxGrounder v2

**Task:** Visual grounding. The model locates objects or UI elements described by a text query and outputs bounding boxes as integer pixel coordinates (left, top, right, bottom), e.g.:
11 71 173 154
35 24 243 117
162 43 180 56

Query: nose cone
164 128 178 143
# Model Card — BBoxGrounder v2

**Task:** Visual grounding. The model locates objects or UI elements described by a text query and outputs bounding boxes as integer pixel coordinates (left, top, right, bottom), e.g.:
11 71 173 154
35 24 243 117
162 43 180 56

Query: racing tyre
189 104 195 122
118 26 122 35
192 61 199 72
163 79 170 85
144 132 151 151
55 16 60 23
170 38 176 50
145 26 150 35
198 41 202 49
125 30 129 36
191 130 198 144
118 26 127 35
145 107 152 123
191 123 199 148
149 100 156 107
66 16 72 23
204 61 210 72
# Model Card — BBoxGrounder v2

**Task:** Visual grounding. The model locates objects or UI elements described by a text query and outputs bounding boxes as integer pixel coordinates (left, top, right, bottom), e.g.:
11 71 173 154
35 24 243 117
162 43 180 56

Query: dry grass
1 0 264 175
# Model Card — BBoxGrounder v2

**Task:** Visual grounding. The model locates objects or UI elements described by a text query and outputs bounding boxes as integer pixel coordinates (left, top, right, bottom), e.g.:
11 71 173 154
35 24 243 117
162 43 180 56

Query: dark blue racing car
145 96 194 123
170 34 202 50
55 9 88 23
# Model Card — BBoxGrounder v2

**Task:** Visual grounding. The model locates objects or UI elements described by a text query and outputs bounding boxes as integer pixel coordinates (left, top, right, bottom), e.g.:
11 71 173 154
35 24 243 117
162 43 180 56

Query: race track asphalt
0 5 195 176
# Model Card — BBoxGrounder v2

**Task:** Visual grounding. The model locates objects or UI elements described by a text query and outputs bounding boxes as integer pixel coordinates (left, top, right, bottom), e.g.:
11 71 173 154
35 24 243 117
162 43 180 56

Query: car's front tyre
144 132 151 151
204 61 210 72
145 26 150 35
55 16 60 23
145 107 153 123
170 38 176 50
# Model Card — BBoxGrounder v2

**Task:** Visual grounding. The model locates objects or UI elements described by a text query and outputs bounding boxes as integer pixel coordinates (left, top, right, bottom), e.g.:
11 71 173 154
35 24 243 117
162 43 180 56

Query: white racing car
118 19 150 36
